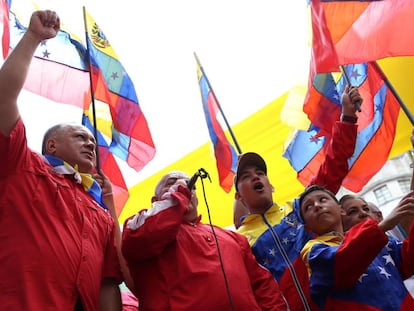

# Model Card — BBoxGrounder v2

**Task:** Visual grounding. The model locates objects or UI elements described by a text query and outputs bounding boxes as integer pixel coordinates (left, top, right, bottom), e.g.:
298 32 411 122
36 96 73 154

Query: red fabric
400 220 414 279
340 63 401 192
1 0 9 59
99 146 129 217
297 121 358 193
24 56 90 109
12 12 155 173
122 186 287 311
0 118 122 311
310 0 414 73
278 256 320 311
87 67 156 172
206 90 237 192
121 290 139 311
304 72 341 138
196 60 237 193
323 299 383 311
334 219 388 290
304 219 414 310
298 62 400 193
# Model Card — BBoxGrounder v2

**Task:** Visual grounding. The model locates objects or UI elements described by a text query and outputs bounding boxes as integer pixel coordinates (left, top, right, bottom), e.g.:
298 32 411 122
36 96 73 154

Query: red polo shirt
0 118 122 310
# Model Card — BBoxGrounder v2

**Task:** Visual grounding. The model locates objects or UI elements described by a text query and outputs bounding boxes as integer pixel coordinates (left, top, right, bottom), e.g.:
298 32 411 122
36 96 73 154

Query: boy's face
341 198 375 231
235 165 273 214
300 190 343 235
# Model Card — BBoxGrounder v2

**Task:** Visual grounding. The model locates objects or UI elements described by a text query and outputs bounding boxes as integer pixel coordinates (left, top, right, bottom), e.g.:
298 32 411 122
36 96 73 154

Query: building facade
337 151 413 218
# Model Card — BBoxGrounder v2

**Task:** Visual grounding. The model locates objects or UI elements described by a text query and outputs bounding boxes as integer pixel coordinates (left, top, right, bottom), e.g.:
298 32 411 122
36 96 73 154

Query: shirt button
83 233 88 239
77 196 82 202
82 255 87 261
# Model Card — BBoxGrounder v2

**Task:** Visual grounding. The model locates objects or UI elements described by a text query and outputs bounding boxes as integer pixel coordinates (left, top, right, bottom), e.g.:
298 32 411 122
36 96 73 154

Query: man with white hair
122 171 289 311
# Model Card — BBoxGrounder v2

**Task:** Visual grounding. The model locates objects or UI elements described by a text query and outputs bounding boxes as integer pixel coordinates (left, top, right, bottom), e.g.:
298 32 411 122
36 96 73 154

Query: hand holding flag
340 85 363 119
285 63 401 193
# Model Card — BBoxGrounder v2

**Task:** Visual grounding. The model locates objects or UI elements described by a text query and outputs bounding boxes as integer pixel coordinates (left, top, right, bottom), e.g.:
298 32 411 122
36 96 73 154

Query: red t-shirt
0 118 122 310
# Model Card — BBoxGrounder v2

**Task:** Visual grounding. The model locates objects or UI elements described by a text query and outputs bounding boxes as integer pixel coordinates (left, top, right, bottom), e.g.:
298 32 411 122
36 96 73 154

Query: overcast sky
9 0 311 186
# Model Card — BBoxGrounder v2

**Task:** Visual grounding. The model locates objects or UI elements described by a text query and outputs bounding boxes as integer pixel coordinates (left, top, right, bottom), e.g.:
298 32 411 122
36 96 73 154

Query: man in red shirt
0 10 123 310
122 171 289 311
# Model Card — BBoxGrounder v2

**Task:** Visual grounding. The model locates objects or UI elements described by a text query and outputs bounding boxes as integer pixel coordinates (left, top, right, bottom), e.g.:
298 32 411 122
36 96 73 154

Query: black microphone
187 172 200 190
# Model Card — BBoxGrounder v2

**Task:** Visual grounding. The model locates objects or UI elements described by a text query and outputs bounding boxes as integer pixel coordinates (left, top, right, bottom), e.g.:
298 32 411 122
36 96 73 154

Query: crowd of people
1 9 414 311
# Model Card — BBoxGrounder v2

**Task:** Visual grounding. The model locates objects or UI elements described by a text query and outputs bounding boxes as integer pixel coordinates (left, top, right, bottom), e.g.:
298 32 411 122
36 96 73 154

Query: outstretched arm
310 86 362 193
0 10 59 136
378 191 414 233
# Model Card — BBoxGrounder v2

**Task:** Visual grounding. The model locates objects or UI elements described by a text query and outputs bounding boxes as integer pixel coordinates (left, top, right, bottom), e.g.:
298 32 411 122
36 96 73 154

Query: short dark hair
339 194 356 205
298 185 338 209
41 124 64 155
339 194 367 205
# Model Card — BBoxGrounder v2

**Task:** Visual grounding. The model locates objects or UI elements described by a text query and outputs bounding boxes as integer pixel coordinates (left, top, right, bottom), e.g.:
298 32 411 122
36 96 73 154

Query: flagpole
194 52 242 154
370 61 414 126
82 6 101 171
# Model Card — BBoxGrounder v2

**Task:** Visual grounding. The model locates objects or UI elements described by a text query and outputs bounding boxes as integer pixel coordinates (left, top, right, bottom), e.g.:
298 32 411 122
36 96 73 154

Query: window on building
398 178 411 194
374 185 393 205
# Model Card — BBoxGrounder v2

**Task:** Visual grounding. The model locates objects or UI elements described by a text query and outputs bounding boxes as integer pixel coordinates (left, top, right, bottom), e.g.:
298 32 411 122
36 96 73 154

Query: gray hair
154 171 189 198
41 124 66 154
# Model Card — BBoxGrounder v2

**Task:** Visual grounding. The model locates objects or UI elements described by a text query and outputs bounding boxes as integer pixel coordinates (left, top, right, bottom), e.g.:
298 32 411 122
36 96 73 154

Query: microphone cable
193 168 235 311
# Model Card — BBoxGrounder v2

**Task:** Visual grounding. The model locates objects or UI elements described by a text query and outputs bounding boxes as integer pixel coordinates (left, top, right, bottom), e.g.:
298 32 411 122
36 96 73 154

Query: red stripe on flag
311 0 414 73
